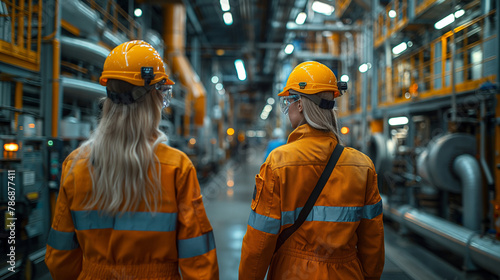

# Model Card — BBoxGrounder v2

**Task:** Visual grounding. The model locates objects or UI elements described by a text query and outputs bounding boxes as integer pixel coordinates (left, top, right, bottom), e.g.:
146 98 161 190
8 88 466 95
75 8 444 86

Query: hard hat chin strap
290 90 336 110
106 86 151 105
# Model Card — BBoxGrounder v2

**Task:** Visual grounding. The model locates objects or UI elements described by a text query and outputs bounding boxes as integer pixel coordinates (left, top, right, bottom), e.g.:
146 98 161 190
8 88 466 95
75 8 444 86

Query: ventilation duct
163 3 206 131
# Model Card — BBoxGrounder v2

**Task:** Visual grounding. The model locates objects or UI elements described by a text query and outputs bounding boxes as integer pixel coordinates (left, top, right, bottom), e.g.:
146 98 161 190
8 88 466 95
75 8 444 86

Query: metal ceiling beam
285 23 362 32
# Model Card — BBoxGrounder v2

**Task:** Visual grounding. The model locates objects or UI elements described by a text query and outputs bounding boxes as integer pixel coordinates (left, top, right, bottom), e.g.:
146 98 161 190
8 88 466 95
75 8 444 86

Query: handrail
380 11 497 107
374 0 408 47
83 0 141 40
0 0 43 71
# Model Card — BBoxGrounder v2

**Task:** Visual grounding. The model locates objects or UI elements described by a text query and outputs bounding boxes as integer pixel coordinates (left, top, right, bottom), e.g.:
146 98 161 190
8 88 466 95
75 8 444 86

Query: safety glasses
156 82 173 108
279 94 301 115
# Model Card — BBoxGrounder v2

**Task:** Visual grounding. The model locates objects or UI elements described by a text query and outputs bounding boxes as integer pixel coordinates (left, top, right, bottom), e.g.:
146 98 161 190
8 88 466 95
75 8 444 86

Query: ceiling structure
128 0 336 93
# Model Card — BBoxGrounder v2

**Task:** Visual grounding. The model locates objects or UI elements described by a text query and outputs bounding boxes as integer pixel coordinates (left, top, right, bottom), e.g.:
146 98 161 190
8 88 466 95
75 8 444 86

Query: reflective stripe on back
248 200 383 233
47 228 79 250
177 231 216 259
282 200 383 225
71 210 177 232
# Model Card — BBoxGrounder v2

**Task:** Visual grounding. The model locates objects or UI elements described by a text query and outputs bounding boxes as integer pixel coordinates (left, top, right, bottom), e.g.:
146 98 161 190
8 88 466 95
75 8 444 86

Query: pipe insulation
381 195 500 276
453 155 483 231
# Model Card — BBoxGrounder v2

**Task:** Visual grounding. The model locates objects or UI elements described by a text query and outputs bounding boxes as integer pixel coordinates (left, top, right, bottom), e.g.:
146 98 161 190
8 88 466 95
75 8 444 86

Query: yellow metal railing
414 0 437 16
83 0 141 41
0 0 43 71
374 0 408 47
335 0 351 18
380 11 497 107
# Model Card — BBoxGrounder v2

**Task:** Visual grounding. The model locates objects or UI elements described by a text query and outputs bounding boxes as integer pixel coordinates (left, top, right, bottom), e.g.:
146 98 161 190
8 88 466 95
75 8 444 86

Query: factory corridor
201 145 449 280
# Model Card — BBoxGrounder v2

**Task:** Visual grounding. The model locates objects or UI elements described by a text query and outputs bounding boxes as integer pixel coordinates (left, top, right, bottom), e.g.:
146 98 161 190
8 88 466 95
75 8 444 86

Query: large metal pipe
60 36 110 66
452 155 482 231
382 195 500 276
163 3 206 131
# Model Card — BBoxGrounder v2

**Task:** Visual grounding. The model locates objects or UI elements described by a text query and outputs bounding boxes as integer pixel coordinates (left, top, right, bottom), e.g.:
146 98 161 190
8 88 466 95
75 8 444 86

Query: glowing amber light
227 180 234 187
341 127 350 134
4 143 19 152
189 138 196 145
227 128 235 136
28 123 35 128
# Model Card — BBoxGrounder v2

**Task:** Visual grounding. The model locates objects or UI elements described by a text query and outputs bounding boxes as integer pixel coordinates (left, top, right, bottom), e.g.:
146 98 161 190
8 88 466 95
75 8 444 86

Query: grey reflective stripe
362 200 383 219
71 211 177 232
247 210 281 234
178 231 216 259
47 228 79 250
282 201 383 226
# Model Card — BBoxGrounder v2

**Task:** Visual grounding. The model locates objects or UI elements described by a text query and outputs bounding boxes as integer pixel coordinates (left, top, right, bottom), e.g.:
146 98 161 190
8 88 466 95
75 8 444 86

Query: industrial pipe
453 154 482 231
382 195 500 276
163 3 206 132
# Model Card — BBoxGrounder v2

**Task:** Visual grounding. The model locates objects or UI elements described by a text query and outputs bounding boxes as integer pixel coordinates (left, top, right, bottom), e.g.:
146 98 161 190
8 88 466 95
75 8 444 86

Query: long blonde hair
75 79 167 215
300 91 342 143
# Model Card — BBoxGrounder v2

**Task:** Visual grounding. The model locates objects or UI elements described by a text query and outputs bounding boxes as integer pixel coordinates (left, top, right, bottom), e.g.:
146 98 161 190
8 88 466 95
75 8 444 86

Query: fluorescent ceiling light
215 83 223 91
295 12 307 25
392 42 407 55
220 0 230 12
211 76 219 84
359 64 368 73
267 97 275 105
454 9 465 18
388 10 396 18
340 75 349 82
234 59 247 81
284 44 294 54
388 116 409 126
223 12 233 25
312 1 334 16
434 9 465 30
134 8 142 17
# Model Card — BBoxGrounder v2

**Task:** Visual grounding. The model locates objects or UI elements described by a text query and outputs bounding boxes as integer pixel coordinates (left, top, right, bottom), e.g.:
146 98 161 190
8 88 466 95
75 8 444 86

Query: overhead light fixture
134 8 142 17
341 127 350 134
284 44 294 54
340 75 349 82
267 97 275 105
223 12 233 25
220 0 230 12
295 12 307 25
312 1 334 16
388 10 397 18
359 64 368 73
392 42 407 55
211 76 219 84
434 9 465 30
234 59 247 81
215 83 224 91
388 116 409 126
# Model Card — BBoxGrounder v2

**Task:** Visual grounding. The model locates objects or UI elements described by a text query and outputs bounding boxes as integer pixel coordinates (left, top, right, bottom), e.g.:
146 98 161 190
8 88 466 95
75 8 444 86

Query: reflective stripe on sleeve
47 228 79 250
362 200 383 219
177 231 216 259
71 210 177 232
247 210 281 234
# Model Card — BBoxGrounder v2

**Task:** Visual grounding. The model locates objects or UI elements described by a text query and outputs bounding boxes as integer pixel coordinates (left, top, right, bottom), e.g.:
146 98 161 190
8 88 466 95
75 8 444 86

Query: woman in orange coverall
239 61 384 280
45 40 219 280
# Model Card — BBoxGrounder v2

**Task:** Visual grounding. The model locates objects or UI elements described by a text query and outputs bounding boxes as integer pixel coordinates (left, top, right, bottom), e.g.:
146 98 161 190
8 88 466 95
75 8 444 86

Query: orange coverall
45 143 219 280
239 124 384 280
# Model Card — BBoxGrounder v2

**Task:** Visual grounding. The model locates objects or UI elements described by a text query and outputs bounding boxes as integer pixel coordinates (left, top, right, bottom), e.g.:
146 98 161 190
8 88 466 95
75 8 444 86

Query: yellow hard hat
278 61 341 98
99 40 174 87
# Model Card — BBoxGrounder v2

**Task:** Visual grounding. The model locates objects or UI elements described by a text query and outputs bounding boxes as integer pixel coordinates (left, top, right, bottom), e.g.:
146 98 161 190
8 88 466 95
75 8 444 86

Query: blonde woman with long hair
239 61 384 279
45 41 219 280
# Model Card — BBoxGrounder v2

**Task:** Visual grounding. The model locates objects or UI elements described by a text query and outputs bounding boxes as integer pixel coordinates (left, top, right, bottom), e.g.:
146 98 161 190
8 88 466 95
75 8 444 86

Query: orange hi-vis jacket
45 143 219 280
239 124 384 280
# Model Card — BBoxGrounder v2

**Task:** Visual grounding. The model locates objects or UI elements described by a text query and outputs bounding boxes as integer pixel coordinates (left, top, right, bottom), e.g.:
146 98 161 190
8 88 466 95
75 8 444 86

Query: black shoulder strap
274 143 344 253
